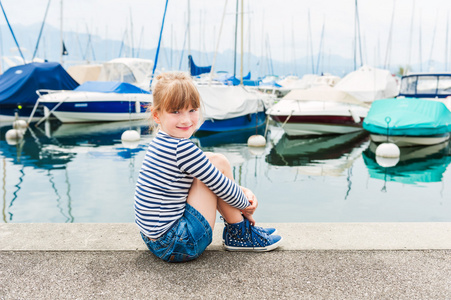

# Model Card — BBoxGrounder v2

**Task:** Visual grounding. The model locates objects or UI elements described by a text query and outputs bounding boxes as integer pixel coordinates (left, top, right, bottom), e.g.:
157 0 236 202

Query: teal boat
363 97 451 146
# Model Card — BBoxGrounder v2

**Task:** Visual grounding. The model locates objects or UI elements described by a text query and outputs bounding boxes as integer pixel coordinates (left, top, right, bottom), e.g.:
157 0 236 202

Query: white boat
267 85 369 136
38 81 152 123
335 65 399 103
97 58 154 90
196 85 267 132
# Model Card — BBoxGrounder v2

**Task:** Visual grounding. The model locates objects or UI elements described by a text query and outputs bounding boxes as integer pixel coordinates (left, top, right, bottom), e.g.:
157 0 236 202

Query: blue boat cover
363 97 451 136
74 81 150 94
0 62 79 106
259 80 282 88
188 55 211 76
214 72 260 86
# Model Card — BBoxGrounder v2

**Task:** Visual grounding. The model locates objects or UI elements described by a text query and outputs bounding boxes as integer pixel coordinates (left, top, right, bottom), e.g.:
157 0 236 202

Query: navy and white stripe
134 131 250 239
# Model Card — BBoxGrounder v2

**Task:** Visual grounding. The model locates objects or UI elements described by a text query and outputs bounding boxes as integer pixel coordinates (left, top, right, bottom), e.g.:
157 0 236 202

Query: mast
149 0 169 87
129 8 134 58
233 0 238 79
419 13 423 72
60 0 63 65
316 17 325 74
308 10 314 73
209 0 228 82
291 17 297 75
240 0 243 85
446 12 449 71
354 0 363 69
384 0 396 70
428 9 438 71
405 0 415 75
187 0 191 58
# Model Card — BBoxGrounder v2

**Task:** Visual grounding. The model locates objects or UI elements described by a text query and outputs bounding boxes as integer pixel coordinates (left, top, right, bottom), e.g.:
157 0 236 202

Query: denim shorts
140 203 213 263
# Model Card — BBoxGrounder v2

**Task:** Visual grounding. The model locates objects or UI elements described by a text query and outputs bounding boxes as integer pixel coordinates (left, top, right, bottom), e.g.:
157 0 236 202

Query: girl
134 72 282 263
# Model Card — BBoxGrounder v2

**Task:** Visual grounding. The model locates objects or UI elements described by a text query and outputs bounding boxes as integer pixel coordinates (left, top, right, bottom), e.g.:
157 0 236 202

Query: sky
1 0 451 73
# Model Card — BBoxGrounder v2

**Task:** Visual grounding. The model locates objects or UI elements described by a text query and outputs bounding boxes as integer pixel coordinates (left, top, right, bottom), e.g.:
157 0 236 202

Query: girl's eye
190 109 197 113
172 111 179 114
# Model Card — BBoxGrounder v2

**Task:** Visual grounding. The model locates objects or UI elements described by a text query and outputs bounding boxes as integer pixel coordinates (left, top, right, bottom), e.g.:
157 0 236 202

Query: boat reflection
363 141 451 185
266 131 369 176
193 126 265 148
0 120 152 223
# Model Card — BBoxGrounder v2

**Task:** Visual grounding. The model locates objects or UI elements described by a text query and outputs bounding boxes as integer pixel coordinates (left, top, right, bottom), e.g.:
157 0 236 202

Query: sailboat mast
419 13 423 72
308 10 314 74
233 0 238 79
60 0 63 65
384 0 396 70
240 0 244 85
316 17 325 74
428 10 438 71
405 0 415 75
188 0 191 60
446 12 449 71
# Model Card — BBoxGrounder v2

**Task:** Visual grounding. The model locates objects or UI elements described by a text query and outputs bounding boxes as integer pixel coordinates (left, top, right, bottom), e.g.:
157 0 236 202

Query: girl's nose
180 112 190 123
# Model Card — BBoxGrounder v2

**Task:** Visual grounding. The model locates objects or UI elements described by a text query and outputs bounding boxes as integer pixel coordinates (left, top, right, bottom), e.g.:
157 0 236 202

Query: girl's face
152 105 200 139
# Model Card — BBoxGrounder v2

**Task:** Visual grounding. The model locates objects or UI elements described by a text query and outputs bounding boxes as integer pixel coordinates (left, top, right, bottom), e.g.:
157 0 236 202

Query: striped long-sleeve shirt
134 131 250 239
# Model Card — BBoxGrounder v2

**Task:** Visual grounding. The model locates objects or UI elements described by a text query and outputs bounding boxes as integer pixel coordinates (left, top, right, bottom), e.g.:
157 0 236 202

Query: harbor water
1 120 451 223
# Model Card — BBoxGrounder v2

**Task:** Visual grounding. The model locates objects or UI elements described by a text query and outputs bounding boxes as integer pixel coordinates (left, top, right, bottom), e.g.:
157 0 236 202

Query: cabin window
399 76 417 95
416 76 438 95
437 76 451 95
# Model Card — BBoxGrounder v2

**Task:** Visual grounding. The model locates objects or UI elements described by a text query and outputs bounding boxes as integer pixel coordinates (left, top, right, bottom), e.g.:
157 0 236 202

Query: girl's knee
206 153 230 170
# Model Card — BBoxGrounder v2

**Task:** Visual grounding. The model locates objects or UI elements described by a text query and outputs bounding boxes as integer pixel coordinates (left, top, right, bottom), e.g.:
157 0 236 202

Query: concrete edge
1 223 451 251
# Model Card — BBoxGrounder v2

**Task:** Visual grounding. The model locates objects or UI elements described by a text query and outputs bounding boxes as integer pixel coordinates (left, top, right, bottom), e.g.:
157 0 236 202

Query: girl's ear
151 108 161 124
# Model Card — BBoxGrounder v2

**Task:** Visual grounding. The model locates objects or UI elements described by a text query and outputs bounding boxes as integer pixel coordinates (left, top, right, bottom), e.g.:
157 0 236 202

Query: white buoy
5 129 24 145
375 142 400 158
13 119 27 130
375 142 400 167
121 130 140 148
247 135 266 147
121 130 140 142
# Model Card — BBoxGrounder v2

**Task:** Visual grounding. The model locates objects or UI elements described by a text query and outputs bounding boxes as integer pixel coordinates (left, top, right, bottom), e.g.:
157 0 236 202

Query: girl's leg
186 152 243 230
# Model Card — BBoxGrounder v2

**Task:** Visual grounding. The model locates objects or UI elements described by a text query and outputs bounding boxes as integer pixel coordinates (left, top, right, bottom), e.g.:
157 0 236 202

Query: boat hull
199 111 266 132
39 92 152 123
271 115 363 136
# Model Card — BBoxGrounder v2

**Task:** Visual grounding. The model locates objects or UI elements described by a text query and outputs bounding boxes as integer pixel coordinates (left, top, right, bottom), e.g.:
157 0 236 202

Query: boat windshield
399 75 451 97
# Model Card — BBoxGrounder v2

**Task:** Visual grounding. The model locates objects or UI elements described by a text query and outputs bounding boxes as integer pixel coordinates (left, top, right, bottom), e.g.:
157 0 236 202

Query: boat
0 62 79 126
196 84 267 132
335 65 399 103
267 85 370 136
363 73 451 146
363 97 451 146
37 81 152 123
97 58 154 90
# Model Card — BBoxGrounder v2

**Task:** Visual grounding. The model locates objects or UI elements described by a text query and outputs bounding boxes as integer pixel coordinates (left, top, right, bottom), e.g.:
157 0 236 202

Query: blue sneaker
223 217 282 251
222 224 277 242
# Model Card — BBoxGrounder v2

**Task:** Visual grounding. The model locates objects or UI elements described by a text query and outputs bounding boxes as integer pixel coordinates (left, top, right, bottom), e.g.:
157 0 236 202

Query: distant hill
0 23 437 77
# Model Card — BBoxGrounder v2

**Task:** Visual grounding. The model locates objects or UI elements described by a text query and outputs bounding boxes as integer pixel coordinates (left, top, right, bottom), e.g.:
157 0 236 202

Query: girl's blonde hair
151 72 201 113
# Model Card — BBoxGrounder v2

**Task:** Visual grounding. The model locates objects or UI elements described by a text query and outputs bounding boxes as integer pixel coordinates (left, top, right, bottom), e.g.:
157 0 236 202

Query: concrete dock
1 223 451 299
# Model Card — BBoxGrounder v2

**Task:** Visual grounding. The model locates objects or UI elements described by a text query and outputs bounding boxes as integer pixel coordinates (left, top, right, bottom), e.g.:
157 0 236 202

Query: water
1 120 451 223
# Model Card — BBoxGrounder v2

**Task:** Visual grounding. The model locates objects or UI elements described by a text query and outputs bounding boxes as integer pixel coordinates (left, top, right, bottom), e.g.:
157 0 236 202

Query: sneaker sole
223 237 283 252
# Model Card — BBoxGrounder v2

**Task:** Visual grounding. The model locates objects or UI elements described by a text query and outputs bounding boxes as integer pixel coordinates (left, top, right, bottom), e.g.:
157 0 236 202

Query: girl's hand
241 187 258 225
